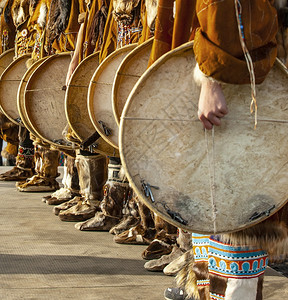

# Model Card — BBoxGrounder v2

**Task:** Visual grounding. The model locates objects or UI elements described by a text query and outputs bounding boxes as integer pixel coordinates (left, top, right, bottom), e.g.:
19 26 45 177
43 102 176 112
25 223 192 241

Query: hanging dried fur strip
46 0 72 48
145 0 158 30
88 0 108 47
37 1 48 28
4 0 13 24
220 220 288 260
175 257 200 300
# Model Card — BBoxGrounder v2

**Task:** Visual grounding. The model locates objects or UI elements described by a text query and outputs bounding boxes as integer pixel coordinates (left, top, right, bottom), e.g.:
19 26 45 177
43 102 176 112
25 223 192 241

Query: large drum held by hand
23 53 72 150
18 57 49 139
120 41 288 234
65 52 117 157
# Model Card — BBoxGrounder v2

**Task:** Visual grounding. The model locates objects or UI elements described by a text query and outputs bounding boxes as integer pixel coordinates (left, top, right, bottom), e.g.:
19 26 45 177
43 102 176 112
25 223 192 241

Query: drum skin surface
65 52 118 157
113 38 153 126
0 54 31 125
66 52 100 142
24 53 72 149
120 41 288 234
0 48 15 76
18 57 49 136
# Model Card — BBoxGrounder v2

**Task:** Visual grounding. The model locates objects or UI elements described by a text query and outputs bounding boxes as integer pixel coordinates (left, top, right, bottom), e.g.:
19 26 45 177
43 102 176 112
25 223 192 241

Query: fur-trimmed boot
43 155 80 205
0 127 34 181
145 229 192 273
171 234 270 300
109 189 140 235
113 197 156 244
74 157 129 230
57 153 107 221
161 230 193 275
141 215 178 260
174 234 210 300
16 144 60 192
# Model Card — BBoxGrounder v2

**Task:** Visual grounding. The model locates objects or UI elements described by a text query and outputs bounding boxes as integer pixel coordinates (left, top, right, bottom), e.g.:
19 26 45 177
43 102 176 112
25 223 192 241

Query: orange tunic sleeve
193 0 278 84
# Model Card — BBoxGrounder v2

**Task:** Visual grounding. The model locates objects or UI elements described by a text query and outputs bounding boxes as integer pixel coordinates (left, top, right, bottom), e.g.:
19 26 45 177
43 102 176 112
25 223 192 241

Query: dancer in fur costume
58 0 137 225
133 1 288 300
66 1 179 256
52 0 112 222
0 0 36 182
16 0 87 192
0 2 18 168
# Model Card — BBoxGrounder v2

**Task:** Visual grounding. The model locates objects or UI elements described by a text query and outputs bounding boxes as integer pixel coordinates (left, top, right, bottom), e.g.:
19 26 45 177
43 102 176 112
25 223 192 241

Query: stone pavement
0 166 287 300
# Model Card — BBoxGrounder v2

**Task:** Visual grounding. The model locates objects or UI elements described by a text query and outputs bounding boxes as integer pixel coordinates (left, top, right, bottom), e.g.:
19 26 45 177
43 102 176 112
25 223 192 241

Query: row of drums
1 39 288 234
0 39 153 156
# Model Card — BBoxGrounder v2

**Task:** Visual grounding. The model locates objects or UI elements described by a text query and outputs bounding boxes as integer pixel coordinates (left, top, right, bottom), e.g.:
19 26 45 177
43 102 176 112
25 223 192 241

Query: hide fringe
220 221 288 260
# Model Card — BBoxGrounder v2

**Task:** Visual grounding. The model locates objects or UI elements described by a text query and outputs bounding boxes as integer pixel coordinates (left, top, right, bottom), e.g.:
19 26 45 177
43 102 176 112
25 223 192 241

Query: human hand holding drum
198 80 228 130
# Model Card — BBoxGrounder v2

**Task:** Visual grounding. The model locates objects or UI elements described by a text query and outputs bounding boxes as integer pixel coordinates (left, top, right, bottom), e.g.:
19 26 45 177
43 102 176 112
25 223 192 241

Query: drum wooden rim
88 43 137 149
65 51 100 142
112 38 154 126
17 57 50 138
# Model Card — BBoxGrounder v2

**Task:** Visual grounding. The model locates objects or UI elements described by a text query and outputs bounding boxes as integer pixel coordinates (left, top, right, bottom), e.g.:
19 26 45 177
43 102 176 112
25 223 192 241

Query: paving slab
0 166 287 300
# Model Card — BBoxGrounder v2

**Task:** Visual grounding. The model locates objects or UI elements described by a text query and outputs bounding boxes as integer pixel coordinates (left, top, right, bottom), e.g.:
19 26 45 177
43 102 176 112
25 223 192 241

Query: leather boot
17 144 60 192
43 155 80 205
0 127 34 181
113 197 156 244
74 157 129 230
109 188 140 235
145 229 192 273
58 154 107 221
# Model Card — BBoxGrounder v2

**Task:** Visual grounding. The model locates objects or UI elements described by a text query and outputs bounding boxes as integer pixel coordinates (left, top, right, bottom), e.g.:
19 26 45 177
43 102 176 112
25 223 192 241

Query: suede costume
148 1 287 300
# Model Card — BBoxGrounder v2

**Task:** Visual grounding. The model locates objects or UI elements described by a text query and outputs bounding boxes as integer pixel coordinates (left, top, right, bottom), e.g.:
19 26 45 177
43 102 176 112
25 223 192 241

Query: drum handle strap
205 127 218 233
80 131 101 150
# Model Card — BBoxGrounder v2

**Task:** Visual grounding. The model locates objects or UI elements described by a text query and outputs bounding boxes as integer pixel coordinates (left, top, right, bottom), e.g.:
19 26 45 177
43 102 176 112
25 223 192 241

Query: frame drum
120 41 288 234
65 52 117 156
0 54 31 125
88 43 137 149
113 38 153 126
24 53 72 150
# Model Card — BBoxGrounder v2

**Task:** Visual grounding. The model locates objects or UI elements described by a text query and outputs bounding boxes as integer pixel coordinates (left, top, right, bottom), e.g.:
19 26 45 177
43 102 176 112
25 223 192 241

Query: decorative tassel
235 0 257 128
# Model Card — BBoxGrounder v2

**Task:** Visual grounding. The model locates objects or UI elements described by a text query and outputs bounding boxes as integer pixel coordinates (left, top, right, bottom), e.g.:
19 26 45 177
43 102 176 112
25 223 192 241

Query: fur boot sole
58 200 99 222
163 248 194 276
75 212 120 231
109 215 140 235
16 175 59 192
144 245 184 272
53 196 82 215
113 224 156 245
0 167 33 181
